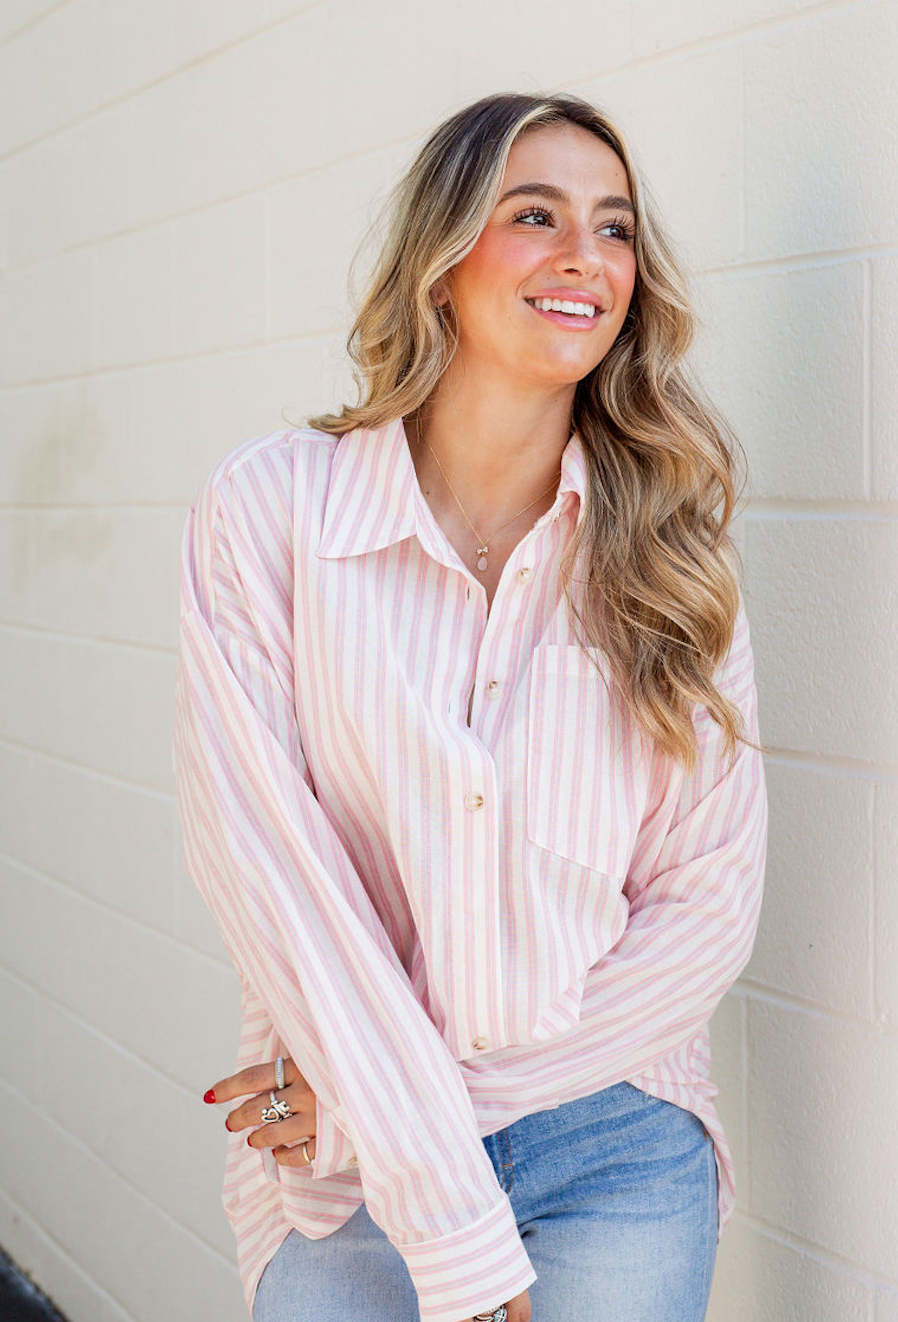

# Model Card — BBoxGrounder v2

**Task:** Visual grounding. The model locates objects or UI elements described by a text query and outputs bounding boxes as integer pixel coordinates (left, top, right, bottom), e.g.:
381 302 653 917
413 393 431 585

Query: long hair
302 91 761 773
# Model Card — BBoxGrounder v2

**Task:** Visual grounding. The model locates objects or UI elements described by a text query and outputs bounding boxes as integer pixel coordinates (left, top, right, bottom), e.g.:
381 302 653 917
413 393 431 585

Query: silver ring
260 1090 292 1124
472 1309 506 1322
275 1056 285 1091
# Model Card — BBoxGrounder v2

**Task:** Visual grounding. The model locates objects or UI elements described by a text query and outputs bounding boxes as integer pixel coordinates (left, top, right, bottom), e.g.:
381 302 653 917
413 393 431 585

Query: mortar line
0 502 188 511
737 977 897 1039
0 617 176 654
0 1075 240 1272
0 734 175 797
736 1207 898 1292
756 749 898 781
862 257 873 499
743 500 898 518
0 965 234 1106
0 851 231 973
870 784 879 1024
697 242 898 277
0 1186 139 1322
0 962 229 1102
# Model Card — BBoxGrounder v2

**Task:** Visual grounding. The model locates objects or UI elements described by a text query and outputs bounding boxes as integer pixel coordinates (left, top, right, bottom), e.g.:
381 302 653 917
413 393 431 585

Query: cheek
613 249 637 288
611 255 637 316
456 232 529 298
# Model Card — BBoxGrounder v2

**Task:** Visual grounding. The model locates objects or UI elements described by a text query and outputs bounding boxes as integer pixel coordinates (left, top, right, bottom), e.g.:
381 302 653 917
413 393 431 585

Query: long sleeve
172 468 536 1322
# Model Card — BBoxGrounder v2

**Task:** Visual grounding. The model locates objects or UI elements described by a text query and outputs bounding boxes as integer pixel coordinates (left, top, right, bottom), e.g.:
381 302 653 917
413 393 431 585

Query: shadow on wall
0 1246 69 1322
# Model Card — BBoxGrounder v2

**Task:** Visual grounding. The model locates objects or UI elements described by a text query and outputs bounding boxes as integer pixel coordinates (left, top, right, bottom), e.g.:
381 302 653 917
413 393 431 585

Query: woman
173 92 768 1322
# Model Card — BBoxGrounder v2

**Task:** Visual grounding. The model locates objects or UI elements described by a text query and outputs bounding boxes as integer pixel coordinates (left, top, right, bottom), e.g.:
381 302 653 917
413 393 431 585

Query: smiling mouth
524 297 603 323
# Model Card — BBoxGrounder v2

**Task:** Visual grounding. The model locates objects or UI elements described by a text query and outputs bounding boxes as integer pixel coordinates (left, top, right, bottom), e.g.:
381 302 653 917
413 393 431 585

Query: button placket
471 631 515 726
448 732 503 1061
464 550 536 727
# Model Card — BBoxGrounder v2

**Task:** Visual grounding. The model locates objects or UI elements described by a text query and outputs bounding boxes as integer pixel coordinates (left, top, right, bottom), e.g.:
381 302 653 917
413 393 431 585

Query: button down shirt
173 417 768 1322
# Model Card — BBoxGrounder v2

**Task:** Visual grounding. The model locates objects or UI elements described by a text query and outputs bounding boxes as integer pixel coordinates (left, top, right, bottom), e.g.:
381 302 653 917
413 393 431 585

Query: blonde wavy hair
301 91 762 774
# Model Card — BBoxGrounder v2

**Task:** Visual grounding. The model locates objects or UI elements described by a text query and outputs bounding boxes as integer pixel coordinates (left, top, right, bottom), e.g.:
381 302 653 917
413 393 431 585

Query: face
439 122 638 391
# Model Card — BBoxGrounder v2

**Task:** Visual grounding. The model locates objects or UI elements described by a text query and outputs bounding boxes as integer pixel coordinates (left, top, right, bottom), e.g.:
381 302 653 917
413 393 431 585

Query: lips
525 290 607 314
526 298 598 319
524 298 604 329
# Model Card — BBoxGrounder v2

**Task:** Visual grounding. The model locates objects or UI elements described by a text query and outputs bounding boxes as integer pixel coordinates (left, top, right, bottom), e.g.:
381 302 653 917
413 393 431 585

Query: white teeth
530 297 597 317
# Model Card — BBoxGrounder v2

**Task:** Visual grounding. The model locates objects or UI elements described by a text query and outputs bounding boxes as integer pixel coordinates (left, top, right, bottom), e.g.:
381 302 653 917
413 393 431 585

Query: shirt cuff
396 1191 536 1322
311 1093 358 1177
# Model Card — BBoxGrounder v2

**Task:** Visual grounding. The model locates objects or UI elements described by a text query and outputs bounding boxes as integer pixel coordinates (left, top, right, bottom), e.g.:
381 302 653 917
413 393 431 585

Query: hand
463 1289 532 1322
207 1066 532 1322
205 1056 319 1167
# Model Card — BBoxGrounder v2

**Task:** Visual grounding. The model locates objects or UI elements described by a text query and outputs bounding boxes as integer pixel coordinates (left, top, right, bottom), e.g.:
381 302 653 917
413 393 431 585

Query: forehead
502 122 631 197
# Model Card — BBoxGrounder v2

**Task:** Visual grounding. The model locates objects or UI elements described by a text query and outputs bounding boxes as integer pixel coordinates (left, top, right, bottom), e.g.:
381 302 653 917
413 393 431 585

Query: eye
600 215 637 243
512 205 555 227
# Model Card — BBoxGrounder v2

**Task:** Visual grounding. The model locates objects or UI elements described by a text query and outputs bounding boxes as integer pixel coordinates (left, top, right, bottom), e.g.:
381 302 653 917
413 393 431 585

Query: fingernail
246 1135 254 1148
224 1118 232 1132
203 1089 216 1104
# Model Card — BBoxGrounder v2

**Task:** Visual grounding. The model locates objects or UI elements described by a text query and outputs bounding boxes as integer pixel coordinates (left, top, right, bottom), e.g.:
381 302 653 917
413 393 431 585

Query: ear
431 279 450 309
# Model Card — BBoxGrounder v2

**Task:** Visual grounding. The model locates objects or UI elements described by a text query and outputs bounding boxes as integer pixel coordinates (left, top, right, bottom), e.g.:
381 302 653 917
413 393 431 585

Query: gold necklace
416 414 563 573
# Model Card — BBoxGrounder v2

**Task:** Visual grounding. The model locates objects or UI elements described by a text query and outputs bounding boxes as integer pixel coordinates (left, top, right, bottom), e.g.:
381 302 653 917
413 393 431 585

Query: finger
505 1288 532 1322
226 1079 315 1133
204 1057 304 1105
272 1136 318 1167
248 1114 316 1150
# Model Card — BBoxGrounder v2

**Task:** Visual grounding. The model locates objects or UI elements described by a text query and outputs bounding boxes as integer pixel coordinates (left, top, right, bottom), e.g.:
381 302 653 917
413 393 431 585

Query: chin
531 357 602 386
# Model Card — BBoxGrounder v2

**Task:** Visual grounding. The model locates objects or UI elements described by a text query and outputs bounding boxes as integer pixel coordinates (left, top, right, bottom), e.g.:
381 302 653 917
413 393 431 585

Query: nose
553 222 605 278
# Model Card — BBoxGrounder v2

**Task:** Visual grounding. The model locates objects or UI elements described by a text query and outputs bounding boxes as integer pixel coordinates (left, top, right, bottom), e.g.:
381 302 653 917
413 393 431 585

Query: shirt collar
316 414 588 561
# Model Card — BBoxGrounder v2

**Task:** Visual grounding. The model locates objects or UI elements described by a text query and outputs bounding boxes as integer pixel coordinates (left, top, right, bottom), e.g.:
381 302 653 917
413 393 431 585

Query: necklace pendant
476 546 489 572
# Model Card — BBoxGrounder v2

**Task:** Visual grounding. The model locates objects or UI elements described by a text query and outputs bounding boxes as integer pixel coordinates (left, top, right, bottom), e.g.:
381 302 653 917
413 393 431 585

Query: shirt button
471 1037 489 1051
464 792 484 811
518 567 532 582
485 680 502 699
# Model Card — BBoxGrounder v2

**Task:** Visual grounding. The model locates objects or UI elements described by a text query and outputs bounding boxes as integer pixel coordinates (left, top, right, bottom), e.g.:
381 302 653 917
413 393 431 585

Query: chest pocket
526 644 652 876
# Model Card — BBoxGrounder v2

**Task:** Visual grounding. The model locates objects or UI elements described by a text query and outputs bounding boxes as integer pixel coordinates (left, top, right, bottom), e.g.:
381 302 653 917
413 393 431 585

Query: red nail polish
203 1089 216 1104
246 1135 254 1148
224 1118 232 1132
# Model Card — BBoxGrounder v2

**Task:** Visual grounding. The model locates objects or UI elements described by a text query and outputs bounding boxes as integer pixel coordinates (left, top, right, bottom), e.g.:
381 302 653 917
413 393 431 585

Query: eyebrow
497 183 636 216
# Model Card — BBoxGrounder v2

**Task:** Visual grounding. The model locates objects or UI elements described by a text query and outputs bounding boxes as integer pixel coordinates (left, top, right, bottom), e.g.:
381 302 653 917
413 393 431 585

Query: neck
407 371 576 532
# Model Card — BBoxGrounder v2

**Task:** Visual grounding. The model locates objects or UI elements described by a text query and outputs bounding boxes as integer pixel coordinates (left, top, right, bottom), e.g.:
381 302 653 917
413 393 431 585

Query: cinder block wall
1 3 895 1320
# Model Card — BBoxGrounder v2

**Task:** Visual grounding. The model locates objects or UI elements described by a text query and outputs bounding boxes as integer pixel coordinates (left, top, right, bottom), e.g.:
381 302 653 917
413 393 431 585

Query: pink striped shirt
173 417 768 1322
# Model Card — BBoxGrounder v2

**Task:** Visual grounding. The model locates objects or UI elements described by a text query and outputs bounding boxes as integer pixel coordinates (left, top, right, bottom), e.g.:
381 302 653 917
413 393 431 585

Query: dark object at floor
0 1246 69 1322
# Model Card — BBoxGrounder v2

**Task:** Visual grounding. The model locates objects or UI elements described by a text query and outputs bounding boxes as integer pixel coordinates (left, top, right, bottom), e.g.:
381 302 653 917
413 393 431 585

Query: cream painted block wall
0 2 895 1319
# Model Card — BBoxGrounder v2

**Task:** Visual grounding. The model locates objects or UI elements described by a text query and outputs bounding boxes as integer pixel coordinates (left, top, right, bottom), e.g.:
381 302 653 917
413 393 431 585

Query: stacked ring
275 1056 285 1091
472 1308 507 1322
260 1091 292 1124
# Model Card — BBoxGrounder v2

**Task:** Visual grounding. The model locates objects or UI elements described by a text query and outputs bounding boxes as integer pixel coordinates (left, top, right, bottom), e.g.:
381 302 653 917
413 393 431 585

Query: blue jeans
253 1080 719 1321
